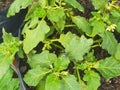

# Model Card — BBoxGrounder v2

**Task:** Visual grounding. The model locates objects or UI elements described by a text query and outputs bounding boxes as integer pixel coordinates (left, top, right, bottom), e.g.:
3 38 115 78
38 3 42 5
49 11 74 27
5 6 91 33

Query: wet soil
98 76 120 90
0 0 13 11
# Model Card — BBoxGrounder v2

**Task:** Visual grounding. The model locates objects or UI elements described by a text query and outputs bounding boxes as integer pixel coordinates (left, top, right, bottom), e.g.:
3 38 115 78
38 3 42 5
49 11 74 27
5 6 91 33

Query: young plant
0 0 120 90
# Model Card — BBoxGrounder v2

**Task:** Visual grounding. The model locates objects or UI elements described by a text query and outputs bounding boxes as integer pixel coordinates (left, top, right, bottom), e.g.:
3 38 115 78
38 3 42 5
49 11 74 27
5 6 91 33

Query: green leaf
33 8 47 18
90 20 105 36
0 61 8 78
0 69 20 90
17 46 24 58
101 31 118 55
27 50 57 68
48 0 56 6
72 16 91 35
24 66 50 86
7 0 32 17
46 26 55 37
96 57 120 79
76 63 87 70
24 2 41 21
45 73 61 90
39 0 48 8
84 51 96 62
61 75 81 90
0 69 13 89
47 7 65 22
64 0 84 12
59 32 76 48
2 29 20 44
91 0 108 10
56 19 65 32
54 54 70 71
1 29 21 57
110 9 120 18
109 16 120 32
36 79 45 90
83 70 100 90
59 32 93 61
23 20 50 54
102 13 111 24
60 80 70 90
0 30 20 72
47 7 65 32
7 79 20 90
0 57 13 81
115 44 120 60
116 22 120 33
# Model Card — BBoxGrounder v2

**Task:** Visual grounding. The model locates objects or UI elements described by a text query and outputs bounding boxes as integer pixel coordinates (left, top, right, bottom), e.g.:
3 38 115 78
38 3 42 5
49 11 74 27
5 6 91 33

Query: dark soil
0 0 13 11
98 76 120 90
1 0 120 90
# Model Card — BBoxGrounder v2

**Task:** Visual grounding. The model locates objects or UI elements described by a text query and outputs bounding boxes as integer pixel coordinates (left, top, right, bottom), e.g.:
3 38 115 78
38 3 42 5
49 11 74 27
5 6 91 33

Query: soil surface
1 0 120 90
0 0 13 11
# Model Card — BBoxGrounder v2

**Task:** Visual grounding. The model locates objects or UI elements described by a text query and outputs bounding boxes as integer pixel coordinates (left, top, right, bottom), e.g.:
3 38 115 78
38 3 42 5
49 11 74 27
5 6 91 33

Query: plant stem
50 39 59 42
51 43 64 50
92 44 101 48
65 24 76 27
76 69 81 83
76 69 86 90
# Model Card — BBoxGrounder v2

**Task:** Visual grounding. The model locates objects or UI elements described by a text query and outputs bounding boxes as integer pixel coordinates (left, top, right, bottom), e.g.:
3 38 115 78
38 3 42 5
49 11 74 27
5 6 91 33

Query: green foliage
64 0 84 12
90 20 105 36
115 44 120 60
47 7 65 32
22 19 50 54
83 70 100 90
54 54 70 71
61 75 81 90
0 69 20 90
0 29 21 82
27 50 57 68
59 32 93 61
1 0 120 90
24 66 50 86
91 0 108 10
96 57 120 79
45 73 61 90
101 31 118 55
7 0 32 17
72 16 92 35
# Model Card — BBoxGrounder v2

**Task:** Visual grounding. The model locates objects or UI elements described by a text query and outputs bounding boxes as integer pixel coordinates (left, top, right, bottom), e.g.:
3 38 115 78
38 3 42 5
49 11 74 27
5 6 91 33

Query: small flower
106 24 117 32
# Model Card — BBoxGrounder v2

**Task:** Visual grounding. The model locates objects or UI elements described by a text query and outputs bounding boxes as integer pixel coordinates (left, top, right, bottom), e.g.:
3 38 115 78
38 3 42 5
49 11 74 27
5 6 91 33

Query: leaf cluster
1 0 120 90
